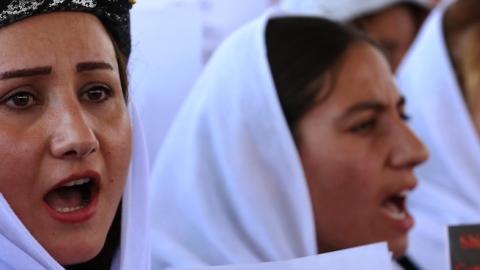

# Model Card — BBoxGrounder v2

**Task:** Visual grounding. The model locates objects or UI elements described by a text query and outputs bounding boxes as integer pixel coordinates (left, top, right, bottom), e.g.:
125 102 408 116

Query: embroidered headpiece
0 0 133 57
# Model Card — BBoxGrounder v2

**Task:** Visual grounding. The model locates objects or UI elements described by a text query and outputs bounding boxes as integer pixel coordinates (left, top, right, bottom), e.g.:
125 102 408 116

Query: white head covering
279 0 430 22
0 103 150 269
129 0 203 166
150 9 317 269
396 2 480 270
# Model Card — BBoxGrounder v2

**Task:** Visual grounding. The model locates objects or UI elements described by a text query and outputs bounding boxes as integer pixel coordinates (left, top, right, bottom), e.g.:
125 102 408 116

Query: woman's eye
81 85 112 103
3 91 37 109
350 119 376 133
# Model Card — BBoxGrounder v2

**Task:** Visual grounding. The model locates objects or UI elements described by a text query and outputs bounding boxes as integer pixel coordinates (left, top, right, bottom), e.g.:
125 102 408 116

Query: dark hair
404 3 429 30
266 17 374 138
110 31 130 103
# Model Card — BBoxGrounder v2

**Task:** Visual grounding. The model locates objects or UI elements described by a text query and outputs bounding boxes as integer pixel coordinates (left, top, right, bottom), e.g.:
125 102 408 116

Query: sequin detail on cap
0 0 45 20
72 0 96 7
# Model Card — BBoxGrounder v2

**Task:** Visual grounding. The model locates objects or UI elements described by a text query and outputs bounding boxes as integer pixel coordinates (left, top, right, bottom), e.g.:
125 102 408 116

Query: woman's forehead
0 0 132 57
330 43 398 100
0 12 116 71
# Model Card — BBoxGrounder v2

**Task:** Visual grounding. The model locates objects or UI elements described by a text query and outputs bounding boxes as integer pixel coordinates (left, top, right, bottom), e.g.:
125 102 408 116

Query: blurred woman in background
279 0 432 72
150 12 427 270
397 0 480 269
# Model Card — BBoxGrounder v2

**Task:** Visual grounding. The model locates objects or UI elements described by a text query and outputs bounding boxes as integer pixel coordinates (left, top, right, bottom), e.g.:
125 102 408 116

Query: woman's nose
389 123 429 169
49 107 99 159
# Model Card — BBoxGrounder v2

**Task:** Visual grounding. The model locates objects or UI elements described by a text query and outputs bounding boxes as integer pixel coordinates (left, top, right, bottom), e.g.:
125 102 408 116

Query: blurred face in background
354 4 420 72
456 23 480 135
444 0 480 135
0 12 131 265
296 42 428 258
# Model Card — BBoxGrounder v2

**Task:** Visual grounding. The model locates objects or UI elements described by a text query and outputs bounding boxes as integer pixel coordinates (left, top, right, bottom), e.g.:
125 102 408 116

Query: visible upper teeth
62 177 90 187
382 201 406 220
55 205 86 213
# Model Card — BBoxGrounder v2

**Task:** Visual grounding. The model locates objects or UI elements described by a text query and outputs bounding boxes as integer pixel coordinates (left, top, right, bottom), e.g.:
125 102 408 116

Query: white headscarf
279 0 430 22
0 103 150 270
129 0 203 166
396 3 480 270
150 9 317 269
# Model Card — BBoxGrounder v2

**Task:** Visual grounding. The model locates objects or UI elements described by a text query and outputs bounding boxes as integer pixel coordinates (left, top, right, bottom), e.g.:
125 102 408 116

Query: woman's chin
49 238 105 266
387 235 408 259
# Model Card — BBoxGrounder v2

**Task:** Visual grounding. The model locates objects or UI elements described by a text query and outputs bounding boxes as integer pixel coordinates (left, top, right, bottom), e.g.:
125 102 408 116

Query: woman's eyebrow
0 61 114 79
0 66 52 80
336 100 385 123
344 101 386 116
77 61 113 72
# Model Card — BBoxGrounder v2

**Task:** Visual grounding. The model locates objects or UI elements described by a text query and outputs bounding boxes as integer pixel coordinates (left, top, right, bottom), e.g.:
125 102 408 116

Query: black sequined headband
0 0 134 57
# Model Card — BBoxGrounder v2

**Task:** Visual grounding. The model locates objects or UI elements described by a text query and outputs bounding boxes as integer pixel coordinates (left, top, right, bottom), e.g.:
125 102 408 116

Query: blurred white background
129 0 276 166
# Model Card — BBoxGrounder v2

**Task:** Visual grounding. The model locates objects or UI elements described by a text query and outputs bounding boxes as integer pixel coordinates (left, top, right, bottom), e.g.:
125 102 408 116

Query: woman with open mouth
150 11 429 270
0 0 149 269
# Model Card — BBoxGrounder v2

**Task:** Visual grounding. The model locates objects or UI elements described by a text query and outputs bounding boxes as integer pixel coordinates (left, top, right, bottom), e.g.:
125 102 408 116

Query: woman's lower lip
382 210 414 233
43 194 98 224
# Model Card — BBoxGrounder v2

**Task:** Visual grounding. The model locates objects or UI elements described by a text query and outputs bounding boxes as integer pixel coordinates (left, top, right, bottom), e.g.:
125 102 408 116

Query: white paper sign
170 242 394 270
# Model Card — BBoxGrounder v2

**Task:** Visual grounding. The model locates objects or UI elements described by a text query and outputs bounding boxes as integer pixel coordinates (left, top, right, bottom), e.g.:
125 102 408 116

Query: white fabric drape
149 10 317 269
129 1 203 166
0 103 150 270
279 0 430 21
396 3 480 270
0 195 63 269
112 103 151 270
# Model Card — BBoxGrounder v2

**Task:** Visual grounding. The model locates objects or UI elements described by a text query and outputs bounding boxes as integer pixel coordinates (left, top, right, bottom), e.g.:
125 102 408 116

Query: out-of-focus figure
130 0 276 166
129 0 204 165
149 11 427 269
279 0 432 72
199 0 277 62
396 1 480 269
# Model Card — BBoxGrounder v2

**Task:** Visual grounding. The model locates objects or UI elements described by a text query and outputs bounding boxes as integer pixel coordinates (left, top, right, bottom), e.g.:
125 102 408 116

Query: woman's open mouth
43 172 100 223
380 189 414 231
